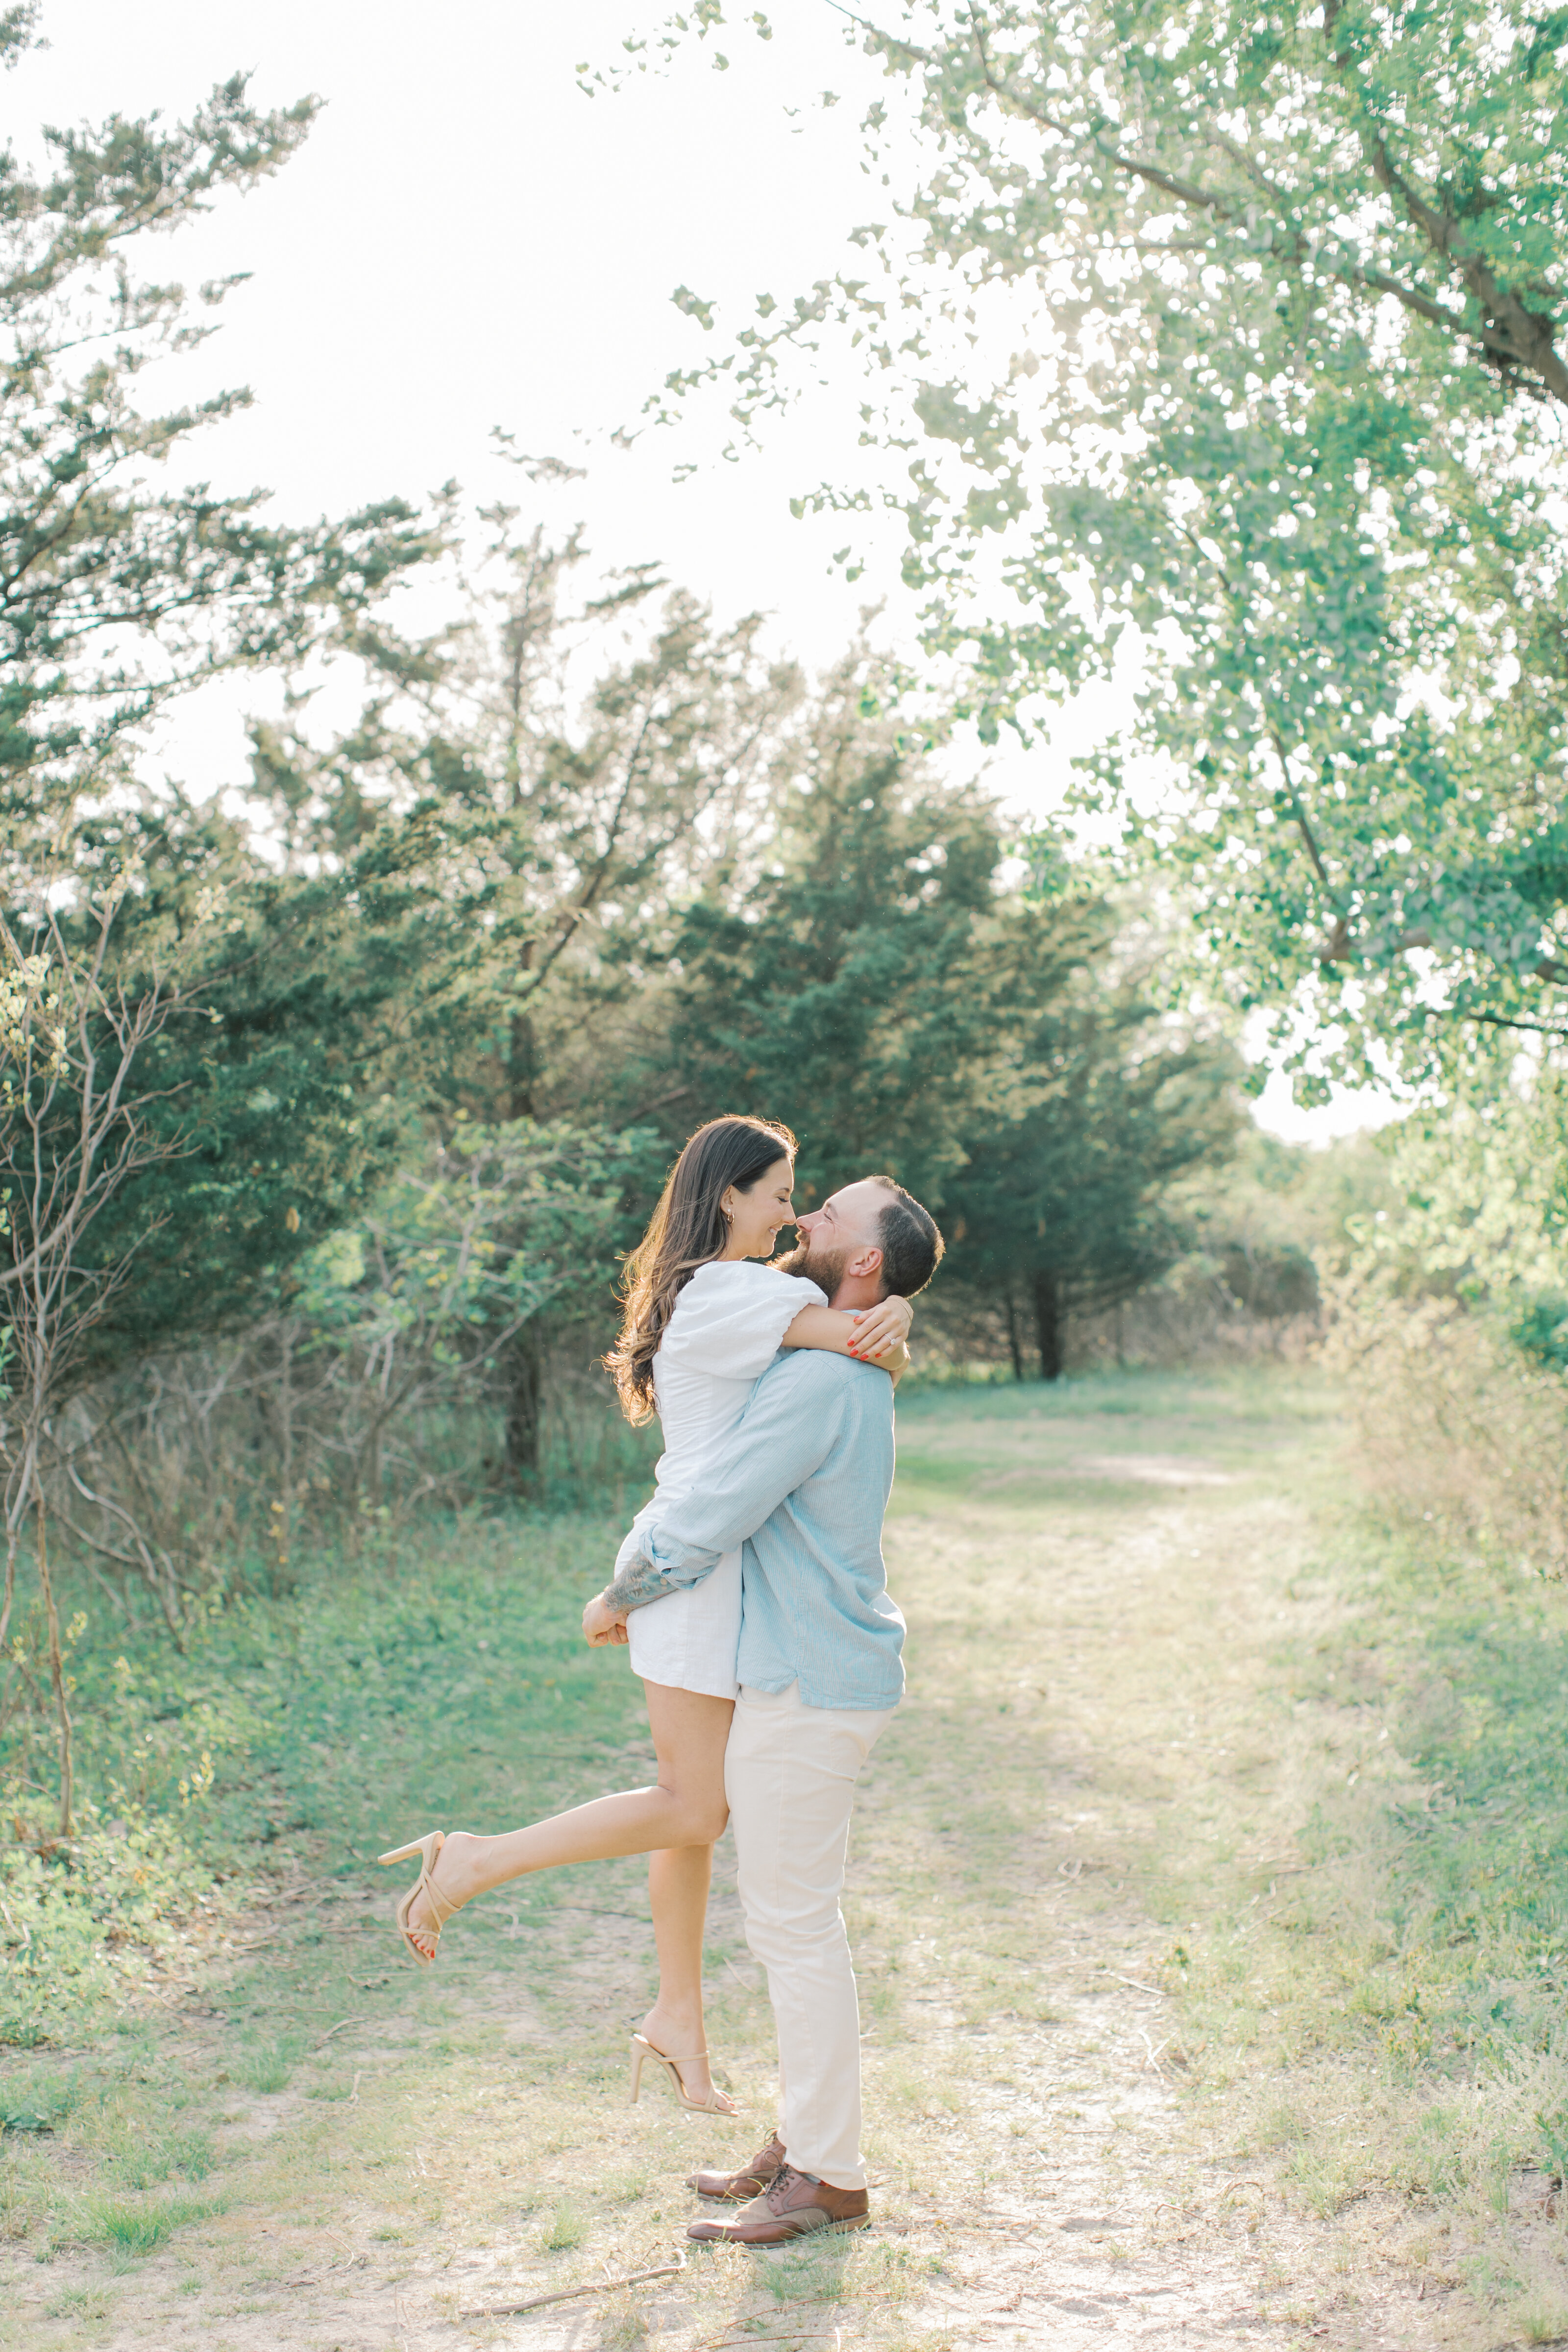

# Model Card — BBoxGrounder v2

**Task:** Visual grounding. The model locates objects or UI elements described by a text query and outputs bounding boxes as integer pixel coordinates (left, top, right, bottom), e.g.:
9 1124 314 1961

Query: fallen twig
285 2251 368 2288
554 1902 653 1923
315 2015 373 2046
707 2336 846 2350
459 2253 685 2317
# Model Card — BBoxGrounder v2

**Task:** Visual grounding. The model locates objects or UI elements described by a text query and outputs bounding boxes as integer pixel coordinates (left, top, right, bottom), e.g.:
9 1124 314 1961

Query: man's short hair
871 1178 944 1298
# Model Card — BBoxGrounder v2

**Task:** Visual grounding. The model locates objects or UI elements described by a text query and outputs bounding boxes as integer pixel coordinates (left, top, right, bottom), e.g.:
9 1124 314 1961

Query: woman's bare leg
403 1684 733 1971
639 1678 734 2107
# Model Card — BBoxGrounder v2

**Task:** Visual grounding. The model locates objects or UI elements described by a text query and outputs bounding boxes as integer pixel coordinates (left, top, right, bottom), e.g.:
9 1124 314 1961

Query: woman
379 1115 912 2114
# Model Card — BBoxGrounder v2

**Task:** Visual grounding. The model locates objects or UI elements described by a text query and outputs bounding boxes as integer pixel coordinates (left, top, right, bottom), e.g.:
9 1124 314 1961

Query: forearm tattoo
605 1551 674 1613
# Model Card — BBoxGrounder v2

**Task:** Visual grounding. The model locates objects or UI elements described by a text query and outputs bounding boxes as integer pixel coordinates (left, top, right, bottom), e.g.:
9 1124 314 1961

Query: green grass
1 1504 655 2045
232 2041 295 2096
88 2192 224 2255
1 1502 660 2317
1190 1507 1568 2214
108 2132 214 2192
540 2197 588 2252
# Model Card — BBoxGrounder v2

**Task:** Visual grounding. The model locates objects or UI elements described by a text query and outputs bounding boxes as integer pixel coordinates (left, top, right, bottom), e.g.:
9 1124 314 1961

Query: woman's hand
849 1292 914 1362
582 1589 630 1647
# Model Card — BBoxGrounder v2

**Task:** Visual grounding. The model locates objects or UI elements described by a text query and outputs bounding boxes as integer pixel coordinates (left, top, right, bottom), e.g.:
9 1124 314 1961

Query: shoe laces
769 2164 815 2202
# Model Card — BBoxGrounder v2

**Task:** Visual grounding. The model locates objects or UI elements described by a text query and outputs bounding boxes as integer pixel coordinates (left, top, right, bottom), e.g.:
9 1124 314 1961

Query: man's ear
848 1244 885 1283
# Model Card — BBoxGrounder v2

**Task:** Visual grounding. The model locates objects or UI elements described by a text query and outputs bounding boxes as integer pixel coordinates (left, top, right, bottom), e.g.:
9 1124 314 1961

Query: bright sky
20 1 1400 1145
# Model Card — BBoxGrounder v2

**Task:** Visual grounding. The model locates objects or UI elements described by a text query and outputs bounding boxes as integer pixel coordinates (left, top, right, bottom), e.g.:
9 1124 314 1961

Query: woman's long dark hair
605 1114 796 1425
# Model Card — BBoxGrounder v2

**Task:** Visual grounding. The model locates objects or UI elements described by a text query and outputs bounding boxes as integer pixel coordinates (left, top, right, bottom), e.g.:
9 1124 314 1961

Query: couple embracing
378 1115 943 2245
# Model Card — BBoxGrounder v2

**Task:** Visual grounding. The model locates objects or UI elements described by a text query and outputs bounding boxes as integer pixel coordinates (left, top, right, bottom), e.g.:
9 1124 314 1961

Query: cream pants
724 1680 896 2191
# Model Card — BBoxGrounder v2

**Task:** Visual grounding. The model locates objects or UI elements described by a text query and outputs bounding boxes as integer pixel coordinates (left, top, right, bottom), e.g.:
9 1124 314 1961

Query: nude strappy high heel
378 1830 459 1967
629 2032 737 2116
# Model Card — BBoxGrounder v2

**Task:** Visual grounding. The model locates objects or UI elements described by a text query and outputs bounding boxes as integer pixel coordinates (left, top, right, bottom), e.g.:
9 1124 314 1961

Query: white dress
619 1259 828 1699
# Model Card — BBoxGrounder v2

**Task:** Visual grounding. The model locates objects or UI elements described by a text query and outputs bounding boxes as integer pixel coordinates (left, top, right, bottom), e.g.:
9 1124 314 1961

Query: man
593 1174 943 2245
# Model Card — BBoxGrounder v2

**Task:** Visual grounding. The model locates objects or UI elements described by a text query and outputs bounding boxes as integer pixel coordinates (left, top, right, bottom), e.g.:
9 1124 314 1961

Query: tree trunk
359 1411 383 1518
279 1321 293 1498
1005 1294 1026 1382
276 1322 296 1590
0 1519 15 1651
34 1486 73 1836
501 1322 544 1492
1033 1269 1063 1383
507 1011 537 1122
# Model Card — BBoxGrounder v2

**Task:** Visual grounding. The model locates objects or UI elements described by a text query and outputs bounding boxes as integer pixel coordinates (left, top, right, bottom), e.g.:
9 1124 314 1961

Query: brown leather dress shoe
687 2163 870 2244
687 2132 786 2203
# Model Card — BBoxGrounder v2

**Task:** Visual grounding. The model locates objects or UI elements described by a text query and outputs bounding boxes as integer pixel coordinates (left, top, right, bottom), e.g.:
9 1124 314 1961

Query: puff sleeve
658 1261 830 1379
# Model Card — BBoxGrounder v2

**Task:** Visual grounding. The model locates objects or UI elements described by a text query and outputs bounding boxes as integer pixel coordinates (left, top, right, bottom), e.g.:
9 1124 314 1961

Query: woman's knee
663 1795 729 1847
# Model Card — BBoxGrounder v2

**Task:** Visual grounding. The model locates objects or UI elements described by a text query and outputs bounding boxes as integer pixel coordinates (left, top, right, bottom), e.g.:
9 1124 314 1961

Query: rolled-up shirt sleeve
605 1362 844 1611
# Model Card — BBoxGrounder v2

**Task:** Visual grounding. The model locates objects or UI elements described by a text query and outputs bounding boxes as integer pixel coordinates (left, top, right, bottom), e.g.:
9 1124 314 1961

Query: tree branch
912 3 1568 403
1321 0 1568 405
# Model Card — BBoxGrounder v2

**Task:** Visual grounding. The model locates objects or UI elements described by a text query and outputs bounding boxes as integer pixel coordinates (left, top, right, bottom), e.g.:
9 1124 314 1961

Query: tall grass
1334 1286 1568 1578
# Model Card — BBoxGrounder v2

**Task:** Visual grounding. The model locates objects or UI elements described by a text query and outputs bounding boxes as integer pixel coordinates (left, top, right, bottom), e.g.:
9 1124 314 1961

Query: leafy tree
268 1117 662 1510
0 21 529 1740
1355 1065 1568 1310
642 671 1043 1200
245 485 807 1128
242 491 815 1477
1165 1127 1382 1332
0 10 435 840
616 2 1568 1084
598 662 1238 1356
939 948 1241 1376
58 799 523 1379
0 789 529 1773
0 864 220 1825
0 17 459 1365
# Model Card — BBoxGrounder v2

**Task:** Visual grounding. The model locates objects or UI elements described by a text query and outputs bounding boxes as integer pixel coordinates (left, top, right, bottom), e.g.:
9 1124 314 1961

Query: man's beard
773 1237 849 1299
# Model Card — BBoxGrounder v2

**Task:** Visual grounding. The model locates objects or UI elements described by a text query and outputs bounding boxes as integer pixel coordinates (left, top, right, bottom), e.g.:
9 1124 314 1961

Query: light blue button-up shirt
629 1348 905 1712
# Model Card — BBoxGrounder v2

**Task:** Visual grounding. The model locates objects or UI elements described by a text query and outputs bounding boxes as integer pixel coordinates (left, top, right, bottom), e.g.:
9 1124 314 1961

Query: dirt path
3 1375 1483 2350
